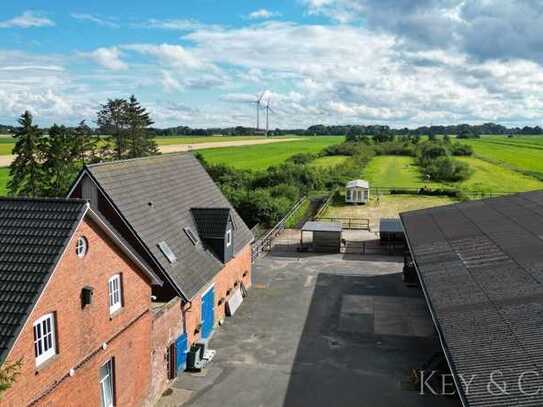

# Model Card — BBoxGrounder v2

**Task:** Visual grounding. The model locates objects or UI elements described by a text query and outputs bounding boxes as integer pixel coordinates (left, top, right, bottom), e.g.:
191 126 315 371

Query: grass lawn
199 136 345 170
455 157 543 193
309 155 349 168
0 167 9 195
363 156 445 189
321 194 456 230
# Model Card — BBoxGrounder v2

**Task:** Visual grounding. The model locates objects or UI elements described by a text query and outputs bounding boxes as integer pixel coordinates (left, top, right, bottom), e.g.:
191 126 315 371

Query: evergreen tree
97 98 128 160
73 120 99 164
125 95 158 158
8 111 45 197
41 124 79 197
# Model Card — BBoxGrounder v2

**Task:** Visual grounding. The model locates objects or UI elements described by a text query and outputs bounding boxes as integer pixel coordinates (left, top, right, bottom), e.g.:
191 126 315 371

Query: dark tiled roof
379 218 403 233
401 191 543 407
85 153 253 299
0 198 87 363
191 208 231 239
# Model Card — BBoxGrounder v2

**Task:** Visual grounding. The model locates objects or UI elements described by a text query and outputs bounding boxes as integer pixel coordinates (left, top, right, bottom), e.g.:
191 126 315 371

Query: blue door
175 333 188 373
201 287 215 339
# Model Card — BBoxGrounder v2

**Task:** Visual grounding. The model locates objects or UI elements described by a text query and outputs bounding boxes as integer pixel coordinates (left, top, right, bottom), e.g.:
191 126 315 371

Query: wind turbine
264 99 274 138
251 93 265 133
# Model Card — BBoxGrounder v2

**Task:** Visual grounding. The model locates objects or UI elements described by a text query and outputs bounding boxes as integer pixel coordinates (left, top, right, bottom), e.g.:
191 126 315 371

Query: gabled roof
82 153 253 299
0 197 161 365
401 190 543 407
0 198 86 364
346 179 369 189
191 208 231 239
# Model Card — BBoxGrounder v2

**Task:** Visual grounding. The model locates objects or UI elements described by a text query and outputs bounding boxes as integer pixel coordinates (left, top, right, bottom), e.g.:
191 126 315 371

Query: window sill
109 307 124 320
35 354 58 374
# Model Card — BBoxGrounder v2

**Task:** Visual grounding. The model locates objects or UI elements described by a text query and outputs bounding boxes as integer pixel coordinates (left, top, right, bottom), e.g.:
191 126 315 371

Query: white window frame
100 359 115 407
33 313 56 366
108 274 122 315
76 236 88 258
226 229 232 247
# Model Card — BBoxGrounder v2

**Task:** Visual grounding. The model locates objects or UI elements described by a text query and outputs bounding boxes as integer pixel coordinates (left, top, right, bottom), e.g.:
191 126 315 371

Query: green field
363 156 444 189
199 136 345 170
155 135 293 146
0 168 8 195
361 155 543 194
309 155 349 168
0 135 302 155
464 137 543 177
455 157 543 193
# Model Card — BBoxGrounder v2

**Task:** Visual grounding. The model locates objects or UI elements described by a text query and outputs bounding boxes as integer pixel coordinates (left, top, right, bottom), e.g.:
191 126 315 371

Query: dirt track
0 138 300 167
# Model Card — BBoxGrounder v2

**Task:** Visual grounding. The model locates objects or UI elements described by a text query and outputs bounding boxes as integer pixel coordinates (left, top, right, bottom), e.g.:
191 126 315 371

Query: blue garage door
201 287 215 339
175 333 188 374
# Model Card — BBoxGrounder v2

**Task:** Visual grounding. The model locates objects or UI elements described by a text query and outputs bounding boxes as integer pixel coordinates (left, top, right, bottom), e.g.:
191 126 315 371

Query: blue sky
2 1 543 128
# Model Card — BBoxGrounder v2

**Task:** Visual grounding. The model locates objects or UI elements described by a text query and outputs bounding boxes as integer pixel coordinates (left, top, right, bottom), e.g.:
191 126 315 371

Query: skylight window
158 241 177 264
184 227 199 245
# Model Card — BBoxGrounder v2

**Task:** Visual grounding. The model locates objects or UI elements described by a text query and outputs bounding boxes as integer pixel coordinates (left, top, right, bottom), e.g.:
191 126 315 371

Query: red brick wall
2 217 153 407
147 298 184 405
184 244 252 345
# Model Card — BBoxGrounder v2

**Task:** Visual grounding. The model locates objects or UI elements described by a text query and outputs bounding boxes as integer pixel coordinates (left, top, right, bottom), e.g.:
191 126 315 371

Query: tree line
8 95 158 197
3 122 543 138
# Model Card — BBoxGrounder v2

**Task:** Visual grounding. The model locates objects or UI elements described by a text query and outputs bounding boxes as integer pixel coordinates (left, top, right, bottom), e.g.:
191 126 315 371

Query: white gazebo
345 179 370 204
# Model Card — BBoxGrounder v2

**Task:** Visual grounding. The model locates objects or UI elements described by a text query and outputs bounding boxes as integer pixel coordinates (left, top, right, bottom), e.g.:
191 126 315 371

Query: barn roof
401 190 543 407
83 153 253 300
346 179 369 189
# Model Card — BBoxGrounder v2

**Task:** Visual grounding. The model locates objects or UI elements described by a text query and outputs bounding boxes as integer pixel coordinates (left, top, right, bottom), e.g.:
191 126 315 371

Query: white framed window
100 359 115 407
76 236 88 258
33 313 56 366
226 229 232 247
108 274 122 314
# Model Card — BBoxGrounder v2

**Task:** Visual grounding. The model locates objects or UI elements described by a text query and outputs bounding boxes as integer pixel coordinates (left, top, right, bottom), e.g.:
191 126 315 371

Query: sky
2 0 543 128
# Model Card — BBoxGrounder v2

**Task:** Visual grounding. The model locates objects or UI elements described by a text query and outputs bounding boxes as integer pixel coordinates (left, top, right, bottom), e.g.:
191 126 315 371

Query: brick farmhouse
68 153 254 403
0 153 254 406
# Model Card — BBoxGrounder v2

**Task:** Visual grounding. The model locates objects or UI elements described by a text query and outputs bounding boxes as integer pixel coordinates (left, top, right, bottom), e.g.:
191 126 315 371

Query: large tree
8 111 46 197
125 95 158 158
73 120 99 164
41 124 80 197
97 98 128 160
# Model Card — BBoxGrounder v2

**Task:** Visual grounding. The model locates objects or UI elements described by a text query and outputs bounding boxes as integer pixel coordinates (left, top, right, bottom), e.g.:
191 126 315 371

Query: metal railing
317 217 370 231
251 196 307 262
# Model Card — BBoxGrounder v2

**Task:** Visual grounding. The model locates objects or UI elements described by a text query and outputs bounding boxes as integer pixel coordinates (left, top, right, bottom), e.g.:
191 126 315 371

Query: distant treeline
2 122 543 137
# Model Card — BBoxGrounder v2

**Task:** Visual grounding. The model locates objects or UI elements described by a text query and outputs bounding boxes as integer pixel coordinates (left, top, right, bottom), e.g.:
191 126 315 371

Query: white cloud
139 18 203 31
71 13 119 28
0 11 55 28
123 43 207 70
248 9 282 20
80 47 128 71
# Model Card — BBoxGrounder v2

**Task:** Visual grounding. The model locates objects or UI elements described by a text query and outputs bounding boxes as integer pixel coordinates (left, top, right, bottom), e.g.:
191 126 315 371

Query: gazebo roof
346 179 369 189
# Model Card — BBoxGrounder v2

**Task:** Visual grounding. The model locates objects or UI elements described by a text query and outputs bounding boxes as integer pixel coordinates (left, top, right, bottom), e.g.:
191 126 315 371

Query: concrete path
157 253 461 407
0 138 300 167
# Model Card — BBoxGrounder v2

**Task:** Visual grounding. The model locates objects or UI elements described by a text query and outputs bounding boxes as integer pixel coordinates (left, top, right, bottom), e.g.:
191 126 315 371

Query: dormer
191 208 234 263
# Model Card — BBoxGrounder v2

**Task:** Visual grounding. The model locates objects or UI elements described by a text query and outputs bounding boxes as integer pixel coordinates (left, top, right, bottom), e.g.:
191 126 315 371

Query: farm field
320 194 456 230
464 136 543 177
309 155 349 168
155 135 294 146
199 136 345 170
455 157 543 193
0 168 8 195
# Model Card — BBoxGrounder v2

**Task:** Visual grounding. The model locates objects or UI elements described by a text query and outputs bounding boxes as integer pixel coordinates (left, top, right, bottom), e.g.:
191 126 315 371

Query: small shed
379 218 405 244
346 179 369 204
300 221 342 253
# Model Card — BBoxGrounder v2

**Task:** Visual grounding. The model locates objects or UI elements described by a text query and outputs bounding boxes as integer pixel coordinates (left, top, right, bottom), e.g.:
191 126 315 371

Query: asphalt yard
157 252 461 407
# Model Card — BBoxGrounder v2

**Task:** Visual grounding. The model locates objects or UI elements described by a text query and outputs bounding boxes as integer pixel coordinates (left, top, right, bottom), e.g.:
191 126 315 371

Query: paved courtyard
157 252 461 407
